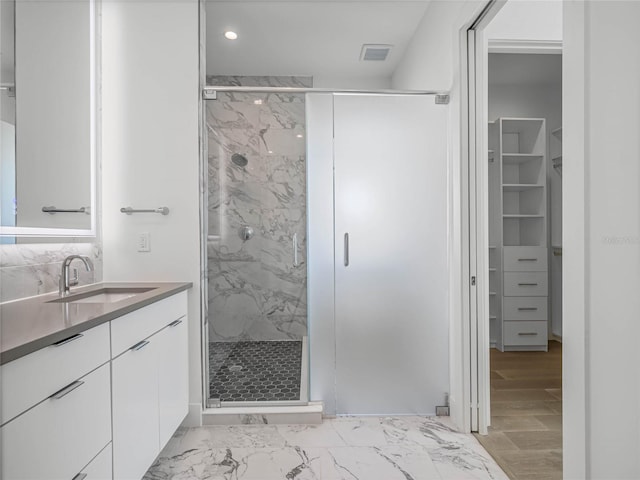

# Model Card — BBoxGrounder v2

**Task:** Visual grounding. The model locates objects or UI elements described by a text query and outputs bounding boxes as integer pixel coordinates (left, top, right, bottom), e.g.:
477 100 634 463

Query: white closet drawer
504 272 548 297
504 321 548 346
503 297 548 321
1 363 112 480
503 247 548 272
111 291 187 357
1 322 110 425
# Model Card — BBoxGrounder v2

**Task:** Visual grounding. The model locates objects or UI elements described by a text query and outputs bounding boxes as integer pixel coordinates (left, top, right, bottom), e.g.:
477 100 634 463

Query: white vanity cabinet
0 347 112 480
111 291 188 480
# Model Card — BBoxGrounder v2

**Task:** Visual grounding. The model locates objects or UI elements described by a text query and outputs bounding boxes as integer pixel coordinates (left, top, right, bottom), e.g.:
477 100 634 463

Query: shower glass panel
205 77 309 406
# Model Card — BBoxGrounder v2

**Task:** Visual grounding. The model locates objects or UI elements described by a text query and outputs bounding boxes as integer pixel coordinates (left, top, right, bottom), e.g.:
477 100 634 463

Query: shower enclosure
203 77 310 407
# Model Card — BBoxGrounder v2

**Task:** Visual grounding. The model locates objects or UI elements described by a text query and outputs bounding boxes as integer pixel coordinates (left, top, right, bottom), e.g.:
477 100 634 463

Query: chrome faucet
59 255 94 296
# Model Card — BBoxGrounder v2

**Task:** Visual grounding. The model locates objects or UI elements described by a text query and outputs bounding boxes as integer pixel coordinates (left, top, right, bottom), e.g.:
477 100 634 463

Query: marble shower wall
206 76 310 342
0 242 102 303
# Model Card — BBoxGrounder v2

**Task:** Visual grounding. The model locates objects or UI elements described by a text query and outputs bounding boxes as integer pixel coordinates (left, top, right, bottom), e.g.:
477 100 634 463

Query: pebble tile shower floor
209 341 302 402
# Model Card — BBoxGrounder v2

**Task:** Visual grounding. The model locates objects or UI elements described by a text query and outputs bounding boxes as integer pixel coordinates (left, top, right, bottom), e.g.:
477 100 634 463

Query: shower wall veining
206 76 310 342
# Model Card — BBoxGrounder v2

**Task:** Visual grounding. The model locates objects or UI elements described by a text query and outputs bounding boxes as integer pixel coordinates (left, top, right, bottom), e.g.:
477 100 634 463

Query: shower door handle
293 233 299 267
344 233 349 267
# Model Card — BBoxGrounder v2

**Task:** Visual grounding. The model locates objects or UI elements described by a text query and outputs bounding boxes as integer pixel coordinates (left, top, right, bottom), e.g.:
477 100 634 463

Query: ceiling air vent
360 44 393 62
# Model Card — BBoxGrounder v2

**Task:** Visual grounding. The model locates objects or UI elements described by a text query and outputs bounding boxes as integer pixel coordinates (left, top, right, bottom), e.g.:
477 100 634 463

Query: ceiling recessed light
224 31 238 40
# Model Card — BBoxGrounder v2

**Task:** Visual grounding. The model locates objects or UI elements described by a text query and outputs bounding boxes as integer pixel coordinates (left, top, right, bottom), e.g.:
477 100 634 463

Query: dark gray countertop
0 282 192 365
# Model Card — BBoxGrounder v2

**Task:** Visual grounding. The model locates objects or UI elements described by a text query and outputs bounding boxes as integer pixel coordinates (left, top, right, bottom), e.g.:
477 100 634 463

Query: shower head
231 153 248 167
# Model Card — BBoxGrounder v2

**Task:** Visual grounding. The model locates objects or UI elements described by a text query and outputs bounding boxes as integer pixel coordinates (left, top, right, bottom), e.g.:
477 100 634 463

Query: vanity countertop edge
0 282 192 366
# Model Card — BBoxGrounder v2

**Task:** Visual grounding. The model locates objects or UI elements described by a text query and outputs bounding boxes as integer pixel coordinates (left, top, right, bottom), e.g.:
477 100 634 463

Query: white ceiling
489 53 562 87
205 1 432 80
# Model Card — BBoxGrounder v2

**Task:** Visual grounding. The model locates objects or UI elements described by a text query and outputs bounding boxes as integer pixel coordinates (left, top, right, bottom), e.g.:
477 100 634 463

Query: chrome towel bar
42 206 89 214
120 206 170 215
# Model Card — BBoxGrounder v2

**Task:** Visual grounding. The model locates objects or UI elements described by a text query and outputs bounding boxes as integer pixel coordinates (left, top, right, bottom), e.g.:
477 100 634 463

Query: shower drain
228 365 243 373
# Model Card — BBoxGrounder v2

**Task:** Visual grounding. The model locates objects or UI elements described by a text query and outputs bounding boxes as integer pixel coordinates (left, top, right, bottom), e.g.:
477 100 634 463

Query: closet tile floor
475 341 562 480
210 341 302 402
143 416 508 480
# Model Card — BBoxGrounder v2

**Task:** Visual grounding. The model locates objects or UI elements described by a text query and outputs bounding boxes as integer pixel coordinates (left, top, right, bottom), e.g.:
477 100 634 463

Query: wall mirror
0 0 96 239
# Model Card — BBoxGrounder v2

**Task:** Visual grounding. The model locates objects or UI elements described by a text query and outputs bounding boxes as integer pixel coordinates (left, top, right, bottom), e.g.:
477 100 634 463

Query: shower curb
201 401 323 425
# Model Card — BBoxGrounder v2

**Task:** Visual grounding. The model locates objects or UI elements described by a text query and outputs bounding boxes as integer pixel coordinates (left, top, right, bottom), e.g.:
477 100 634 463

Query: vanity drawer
1 363 111 480
1 322 110 425
504 297 548 321
504 321 548 346
504 272 548 297
111 291 187 357
503 247 547 272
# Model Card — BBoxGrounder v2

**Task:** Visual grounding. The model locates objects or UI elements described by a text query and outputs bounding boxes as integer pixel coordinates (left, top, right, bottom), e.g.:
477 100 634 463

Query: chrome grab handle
293 233 299 267
518 307 538 311
518 283 538 286
344 233 350 267
51 380 84 400
518 332 538 336
72 474 88 480
131 340 150 351
52 333 83 347
517 258 537 262
169 318 183 328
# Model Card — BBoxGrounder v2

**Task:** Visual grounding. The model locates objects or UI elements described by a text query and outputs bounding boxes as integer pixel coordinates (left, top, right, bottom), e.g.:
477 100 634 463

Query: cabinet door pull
518 283 538 286
518 307 538 311
130 340 150 351
517 258 537 262
169 318 183 328
51 380 84 400
72 474 88 480
52 333 83 347
518 332 538 336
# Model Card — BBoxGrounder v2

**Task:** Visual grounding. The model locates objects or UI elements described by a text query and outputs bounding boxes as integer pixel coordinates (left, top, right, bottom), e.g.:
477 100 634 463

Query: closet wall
488 53 562 339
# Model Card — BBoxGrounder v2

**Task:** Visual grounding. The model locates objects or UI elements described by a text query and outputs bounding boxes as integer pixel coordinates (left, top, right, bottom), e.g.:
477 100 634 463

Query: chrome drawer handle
169 318 183 328
518 283 538 286
518 258 537 262
131 340 150 351
52 333 83 347
518 307 538 311
344 233 350 267
72 474 88 480
51 380 84 400
518 332 538 336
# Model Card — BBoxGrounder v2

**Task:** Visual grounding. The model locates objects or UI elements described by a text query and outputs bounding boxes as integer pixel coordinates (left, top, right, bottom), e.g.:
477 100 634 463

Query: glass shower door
204 86 308 405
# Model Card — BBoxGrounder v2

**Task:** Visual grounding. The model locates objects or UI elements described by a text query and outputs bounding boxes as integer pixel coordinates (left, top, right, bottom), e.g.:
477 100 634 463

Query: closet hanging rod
42 206 89 214
120 207 170 216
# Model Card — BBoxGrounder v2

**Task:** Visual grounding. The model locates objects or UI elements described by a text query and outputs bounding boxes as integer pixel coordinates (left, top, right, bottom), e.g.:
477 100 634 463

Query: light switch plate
138 232 150 252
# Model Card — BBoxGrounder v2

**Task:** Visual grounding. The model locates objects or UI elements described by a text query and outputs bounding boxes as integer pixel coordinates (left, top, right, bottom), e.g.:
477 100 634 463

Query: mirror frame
0 0 98 238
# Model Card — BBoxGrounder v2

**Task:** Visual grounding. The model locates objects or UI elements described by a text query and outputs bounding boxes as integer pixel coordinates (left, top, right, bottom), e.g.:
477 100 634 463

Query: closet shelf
502 154 544 165
489 246 497 249
502 184 544 192
552 127 563 140
489 268 497 272
503 214 544 218
490 316 497 320
490 292 497 296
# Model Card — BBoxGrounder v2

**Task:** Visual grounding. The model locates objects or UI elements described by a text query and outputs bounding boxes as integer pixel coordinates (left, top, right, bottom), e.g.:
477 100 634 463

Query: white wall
312 75 391 90
485 0 562 42
564 2 640 478
102 0 202 425
392 0 487 431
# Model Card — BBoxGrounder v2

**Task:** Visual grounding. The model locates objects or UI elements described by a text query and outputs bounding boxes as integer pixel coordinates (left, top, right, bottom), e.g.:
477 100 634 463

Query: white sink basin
69 292 139 304
48 287 155 304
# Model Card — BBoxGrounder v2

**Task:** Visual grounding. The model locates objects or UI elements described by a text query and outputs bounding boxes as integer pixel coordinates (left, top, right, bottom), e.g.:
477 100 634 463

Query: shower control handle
239 225 254 241
344 233 349 267
293 233 299 267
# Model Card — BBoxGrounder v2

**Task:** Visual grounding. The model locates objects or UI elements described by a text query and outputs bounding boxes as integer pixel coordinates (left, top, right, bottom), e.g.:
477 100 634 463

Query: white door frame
464 1 563 435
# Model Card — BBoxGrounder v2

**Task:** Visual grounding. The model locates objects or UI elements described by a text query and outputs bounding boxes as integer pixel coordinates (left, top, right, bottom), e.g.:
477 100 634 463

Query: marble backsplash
206 76 310 342
0 242 102 303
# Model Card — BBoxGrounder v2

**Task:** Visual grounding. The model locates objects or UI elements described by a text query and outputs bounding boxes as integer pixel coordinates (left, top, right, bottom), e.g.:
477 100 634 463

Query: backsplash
0 242 102 303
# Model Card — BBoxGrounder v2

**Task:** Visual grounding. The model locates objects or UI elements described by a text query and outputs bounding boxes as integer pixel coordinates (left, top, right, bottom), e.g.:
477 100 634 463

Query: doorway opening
467 1 563 478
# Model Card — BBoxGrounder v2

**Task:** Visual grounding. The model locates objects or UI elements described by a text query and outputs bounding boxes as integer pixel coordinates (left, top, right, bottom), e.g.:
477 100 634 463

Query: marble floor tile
144 417 508 480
